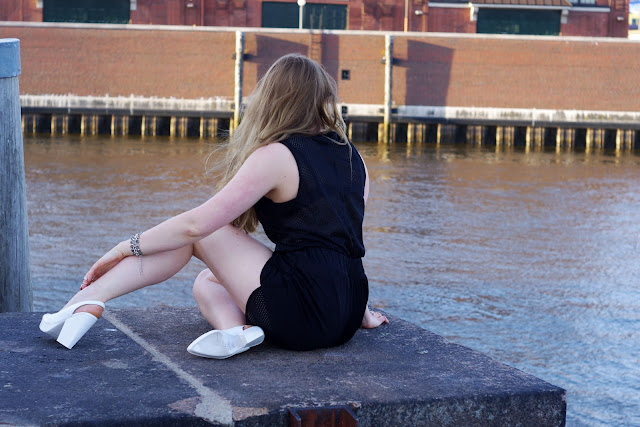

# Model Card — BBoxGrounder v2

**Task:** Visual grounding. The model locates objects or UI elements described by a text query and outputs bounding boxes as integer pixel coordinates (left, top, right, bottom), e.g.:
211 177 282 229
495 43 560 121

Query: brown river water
24 134 640 426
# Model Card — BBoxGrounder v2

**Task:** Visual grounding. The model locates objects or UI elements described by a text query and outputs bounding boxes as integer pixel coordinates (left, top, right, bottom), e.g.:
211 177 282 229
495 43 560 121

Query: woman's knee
193 269 219 299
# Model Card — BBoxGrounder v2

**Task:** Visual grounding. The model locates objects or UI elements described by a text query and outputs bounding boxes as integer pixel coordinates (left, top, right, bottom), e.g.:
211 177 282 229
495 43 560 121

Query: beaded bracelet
130 233 144 275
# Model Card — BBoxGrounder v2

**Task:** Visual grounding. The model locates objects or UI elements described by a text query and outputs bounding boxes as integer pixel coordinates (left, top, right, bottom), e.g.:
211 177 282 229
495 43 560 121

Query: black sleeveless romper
245 132 369 351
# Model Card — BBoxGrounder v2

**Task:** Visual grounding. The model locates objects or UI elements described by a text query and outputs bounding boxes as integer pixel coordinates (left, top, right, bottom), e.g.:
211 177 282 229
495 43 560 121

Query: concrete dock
0 307 565 426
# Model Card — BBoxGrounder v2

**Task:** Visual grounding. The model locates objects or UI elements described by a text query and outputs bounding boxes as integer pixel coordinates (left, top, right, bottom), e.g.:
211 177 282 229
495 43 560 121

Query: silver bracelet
130 233 144 276
130 233 143 256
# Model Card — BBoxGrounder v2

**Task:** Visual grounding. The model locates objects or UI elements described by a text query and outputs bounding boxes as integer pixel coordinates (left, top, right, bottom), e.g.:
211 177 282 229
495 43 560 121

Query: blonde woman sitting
40 53 388 358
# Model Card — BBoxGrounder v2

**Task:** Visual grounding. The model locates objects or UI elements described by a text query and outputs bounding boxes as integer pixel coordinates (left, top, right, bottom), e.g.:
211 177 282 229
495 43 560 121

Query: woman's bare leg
192 225 272 313
192 269 246 329
63 245 194 316
61 224 271 324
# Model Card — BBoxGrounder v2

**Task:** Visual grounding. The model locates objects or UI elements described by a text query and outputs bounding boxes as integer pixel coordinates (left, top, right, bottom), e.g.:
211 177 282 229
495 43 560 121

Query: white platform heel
39 300 105 349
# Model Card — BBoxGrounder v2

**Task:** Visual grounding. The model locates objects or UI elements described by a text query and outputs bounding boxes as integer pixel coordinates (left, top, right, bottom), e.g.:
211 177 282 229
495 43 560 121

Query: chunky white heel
187 326 264 359
39 300 105 349
56 313 100 349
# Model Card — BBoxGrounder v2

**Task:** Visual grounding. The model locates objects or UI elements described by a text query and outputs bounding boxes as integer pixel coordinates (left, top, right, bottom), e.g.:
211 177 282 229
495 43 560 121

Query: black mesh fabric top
254 132 366 258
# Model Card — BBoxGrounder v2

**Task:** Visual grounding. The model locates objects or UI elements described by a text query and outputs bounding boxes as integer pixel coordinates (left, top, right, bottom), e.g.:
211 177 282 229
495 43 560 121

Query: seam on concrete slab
104 311 233 426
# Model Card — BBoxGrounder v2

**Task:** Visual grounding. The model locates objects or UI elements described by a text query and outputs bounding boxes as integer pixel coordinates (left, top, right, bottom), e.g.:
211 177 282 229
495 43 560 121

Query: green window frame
43 0 130 24
477 9 561 36
262 2 347 30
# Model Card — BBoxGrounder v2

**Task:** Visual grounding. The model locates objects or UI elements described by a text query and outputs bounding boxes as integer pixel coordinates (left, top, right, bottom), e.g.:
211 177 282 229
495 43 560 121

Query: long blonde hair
210 53 349 233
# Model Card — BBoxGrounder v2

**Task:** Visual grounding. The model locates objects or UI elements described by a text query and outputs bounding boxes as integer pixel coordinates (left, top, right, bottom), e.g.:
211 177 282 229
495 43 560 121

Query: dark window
568 0 596 5
341 69 350 80
262 2 347 30
43 0 130 24
305 4 347 30
477 9 561 36
262 2 299 28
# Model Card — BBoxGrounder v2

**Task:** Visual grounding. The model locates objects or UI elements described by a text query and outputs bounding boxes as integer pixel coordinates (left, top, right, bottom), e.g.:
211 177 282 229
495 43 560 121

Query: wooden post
0 39 32 312
415 123 424 144
170 117 176 137
585 128 594 151
232 31 245 135
615 129 622 151
407 123 414 144
383 35 393 144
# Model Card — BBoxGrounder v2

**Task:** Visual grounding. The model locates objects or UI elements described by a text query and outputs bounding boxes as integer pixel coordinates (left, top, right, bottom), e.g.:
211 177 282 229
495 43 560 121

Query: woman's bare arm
83 143 294 284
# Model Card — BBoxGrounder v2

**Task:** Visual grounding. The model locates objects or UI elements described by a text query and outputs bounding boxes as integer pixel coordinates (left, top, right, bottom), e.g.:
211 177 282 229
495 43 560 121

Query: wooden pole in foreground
0 38 32 312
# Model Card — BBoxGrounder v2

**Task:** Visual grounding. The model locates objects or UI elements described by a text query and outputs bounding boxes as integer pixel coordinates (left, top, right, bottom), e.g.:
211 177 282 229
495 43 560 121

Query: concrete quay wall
0 307 566 426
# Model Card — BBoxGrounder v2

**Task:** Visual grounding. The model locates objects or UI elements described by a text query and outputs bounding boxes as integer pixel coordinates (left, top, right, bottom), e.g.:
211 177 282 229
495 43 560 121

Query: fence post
232 31 245 134
0 39 32 313
383 34 394 144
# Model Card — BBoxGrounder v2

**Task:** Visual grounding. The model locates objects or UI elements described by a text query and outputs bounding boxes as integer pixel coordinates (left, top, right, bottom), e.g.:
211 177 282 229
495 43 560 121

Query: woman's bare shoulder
249 141 296 168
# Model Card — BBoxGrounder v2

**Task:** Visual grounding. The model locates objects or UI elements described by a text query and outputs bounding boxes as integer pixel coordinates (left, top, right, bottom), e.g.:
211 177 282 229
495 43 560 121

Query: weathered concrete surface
0 307 566 426
0 311 210 426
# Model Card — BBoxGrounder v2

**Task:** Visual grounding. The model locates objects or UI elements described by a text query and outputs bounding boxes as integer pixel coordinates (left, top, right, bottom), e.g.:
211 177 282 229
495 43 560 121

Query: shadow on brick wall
403 40 453 106
254 35 309 81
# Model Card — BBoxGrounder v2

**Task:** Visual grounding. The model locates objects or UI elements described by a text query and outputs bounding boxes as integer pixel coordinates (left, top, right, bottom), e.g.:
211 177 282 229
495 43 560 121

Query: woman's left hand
81 242 128 289
361 306 389 329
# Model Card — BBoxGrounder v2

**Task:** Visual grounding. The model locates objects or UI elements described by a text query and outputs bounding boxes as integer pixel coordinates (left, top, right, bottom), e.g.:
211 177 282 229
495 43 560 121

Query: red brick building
0 0 629 37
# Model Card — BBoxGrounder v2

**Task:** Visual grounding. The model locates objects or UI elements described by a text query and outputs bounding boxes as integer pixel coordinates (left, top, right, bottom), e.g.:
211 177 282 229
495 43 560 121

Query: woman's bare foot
361 306 389 329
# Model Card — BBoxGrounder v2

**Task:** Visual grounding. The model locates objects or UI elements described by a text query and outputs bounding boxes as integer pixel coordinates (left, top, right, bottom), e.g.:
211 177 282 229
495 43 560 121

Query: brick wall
0 0 41 22
1 24 638 112
1 0 628 37
428 8 477 34
563 11 610 37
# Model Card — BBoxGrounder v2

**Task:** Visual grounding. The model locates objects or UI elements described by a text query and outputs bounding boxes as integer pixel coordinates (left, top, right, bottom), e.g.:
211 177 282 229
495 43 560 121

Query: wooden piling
585 128 594 152
208 118 218 138
415 123 424 144
232 31 245 135
0 39 32 312
383 35 393 144
170 116 177 137
407 123 415 144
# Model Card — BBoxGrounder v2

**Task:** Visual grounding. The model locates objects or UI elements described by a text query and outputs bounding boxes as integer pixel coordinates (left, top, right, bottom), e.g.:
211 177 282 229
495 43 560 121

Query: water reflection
24 135 640 427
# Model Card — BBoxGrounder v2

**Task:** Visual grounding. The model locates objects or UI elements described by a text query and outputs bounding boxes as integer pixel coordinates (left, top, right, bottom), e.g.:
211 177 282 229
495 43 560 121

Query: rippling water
24 135 640 426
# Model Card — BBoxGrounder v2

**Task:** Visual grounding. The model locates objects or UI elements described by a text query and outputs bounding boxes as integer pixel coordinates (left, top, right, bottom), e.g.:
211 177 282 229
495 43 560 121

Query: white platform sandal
187 326 264 359
39 301 105 349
